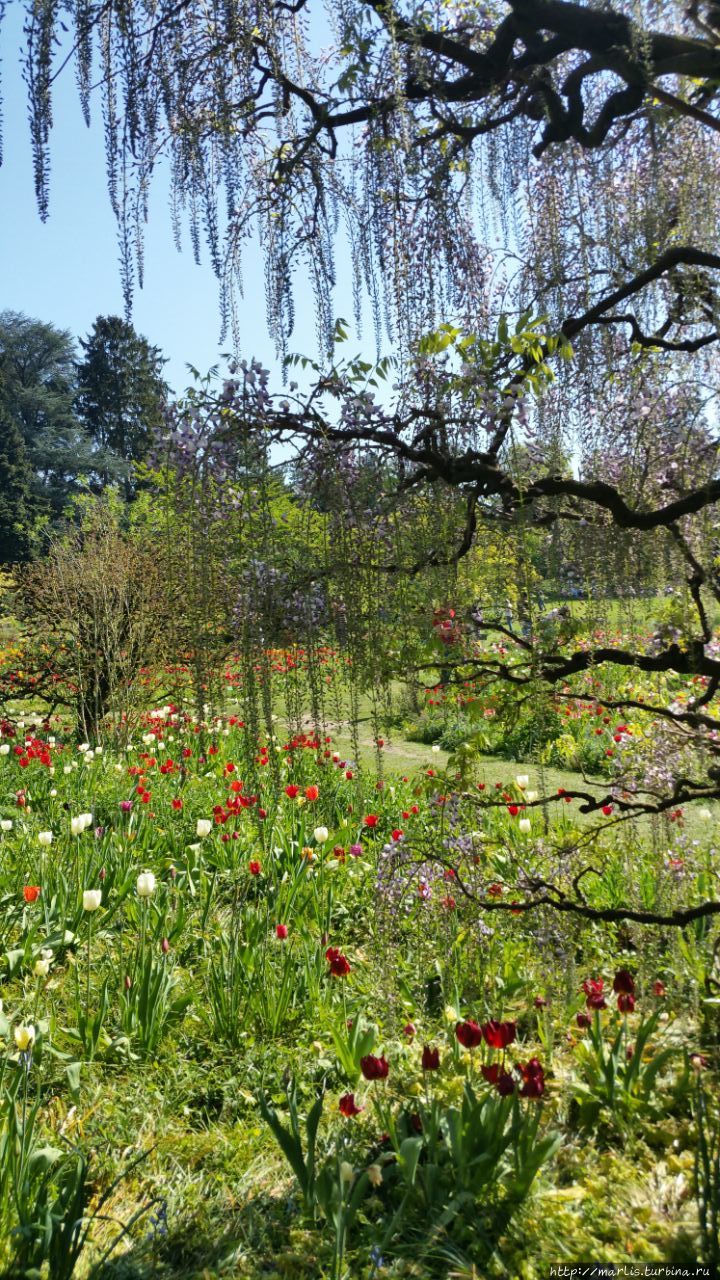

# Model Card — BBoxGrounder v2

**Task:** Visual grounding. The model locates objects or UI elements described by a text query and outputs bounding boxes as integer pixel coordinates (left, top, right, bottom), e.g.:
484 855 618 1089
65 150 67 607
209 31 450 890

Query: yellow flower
14 1024 35 1052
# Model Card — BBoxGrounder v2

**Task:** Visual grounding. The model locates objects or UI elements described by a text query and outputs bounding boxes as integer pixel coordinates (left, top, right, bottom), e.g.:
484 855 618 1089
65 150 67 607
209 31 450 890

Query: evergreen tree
0 398 34 563
0 312 96 518
76 315 169 497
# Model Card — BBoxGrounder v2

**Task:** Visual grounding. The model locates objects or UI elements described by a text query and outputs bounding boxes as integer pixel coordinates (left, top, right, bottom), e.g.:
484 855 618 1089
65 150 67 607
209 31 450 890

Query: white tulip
84 751 95 763
95 746 103 756
136 870 156 898
1 820 12 832
340 1161 355 1185
0 744 9 755
50 788 57 797
70 816 85 836
526 790 538 803
14 1024 35 1051
313 826 329 844
63 765 72 775
196 819 212 837
516 775 529 789
38 831 53 847
78 743 90 753
82 889 102 912
79 813 93 830
519 818 532 834
33 955 51 977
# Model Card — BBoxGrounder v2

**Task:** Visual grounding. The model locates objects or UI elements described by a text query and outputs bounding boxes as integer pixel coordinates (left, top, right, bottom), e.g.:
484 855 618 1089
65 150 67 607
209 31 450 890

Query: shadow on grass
93 1192 320 1280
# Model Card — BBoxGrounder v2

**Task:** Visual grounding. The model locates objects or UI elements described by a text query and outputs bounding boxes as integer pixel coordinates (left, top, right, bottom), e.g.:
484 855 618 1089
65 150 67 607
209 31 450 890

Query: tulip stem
86 912 93 1055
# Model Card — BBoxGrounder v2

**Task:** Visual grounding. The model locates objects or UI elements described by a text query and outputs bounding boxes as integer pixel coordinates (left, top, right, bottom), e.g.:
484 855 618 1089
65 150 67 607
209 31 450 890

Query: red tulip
248 860 261 876
305 785 319 802
456 1019 484 1049
496 1070 516 1096
612 969 635 996
276 924 288 940
23 885 41 903
285 785 299 799
360 1054 389 1081
363 814 378 828
582 977 606 1009
326 946 351 977
617 992 635 1013
653 980 667 998
339 1093 363 1117
518 1057 545 1098
481 1019 516 1049
421 1045 440 1071
576 1011 592 1029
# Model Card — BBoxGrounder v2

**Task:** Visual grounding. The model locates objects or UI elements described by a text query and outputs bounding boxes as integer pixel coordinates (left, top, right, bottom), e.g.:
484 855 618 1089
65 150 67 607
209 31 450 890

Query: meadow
0 640 717 1279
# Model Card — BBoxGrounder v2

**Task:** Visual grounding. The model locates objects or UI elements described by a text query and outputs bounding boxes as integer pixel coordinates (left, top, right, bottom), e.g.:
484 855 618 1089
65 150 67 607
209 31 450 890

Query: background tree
0 312 95 519
0 396 35 564
76 315 169 499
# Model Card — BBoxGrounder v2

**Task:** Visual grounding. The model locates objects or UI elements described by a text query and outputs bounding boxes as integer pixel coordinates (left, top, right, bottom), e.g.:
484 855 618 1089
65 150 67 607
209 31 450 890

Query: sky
0 5 353 394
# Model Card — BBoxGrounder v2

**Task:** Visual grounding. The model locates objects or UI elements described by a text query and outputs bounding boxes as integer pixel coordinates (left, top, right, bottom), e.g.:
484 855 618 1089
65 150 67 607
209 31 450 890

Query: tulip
0 743 9 755
38 831 53 847
33 950 52 977
612 969 635 996
518 817 531 834
481 1019 516 1049
0 820 12 831
276 923 288 940
340 1161 355 1185
367 1164 383 1187
82 889 102 912
313 826 329 843
70 816 85 836
14 1024 35 1051
326 946 351 977
515 774 529 789
196 819 212 837
360 1053 389 1081
455 1019 484 1049
136 870 156 898
23 885 41 903
421 1045 440 1071
339 1092 363 1117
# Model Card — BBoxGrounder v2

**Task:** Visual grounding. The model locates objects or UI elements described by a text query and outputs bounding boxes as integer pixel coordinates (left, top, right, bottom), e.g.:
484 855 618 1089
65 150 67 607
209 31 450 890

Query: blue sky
0 5 354 393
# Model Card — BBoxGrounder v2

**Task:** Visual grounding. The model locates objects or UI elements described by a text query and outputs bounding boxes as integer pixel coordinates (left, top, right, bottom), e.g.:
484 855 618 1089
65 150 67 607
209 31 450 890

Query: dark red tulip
360 1054 389 1081
456 1019 484 1049
613 969 635 996
421 1045 440 1071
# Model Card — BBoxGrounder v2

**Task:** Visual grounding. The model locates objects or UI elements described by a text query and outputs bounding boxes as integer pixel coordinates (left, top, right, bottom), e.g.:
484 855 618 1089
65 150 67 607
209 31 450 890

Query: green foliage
571 1010 676 1132
0 312 95 521
0 399 35 564
76 315 169 499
